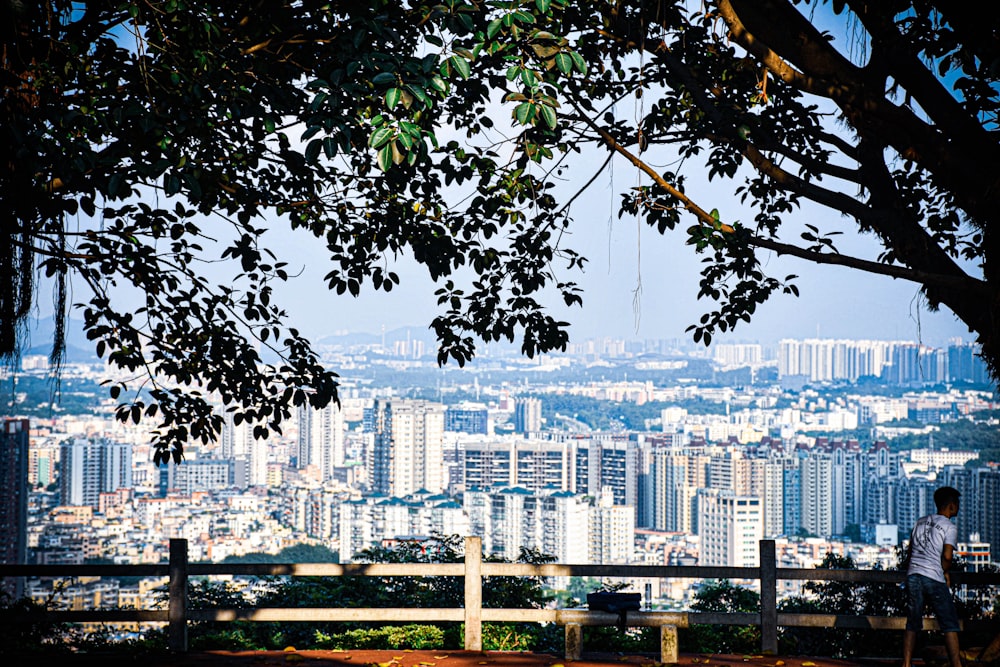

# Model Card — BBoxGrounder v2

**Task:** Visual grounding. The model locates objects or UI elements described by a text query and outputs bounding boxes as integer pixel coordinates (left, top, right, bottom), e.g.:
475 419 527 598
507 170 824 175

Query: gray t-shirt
907 513 958 583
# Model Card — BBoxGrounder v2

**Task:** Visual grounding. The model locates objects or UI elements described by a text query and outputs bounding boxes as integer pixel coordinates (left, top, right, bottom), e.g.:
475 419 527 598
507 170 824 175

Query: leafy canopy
4 0 998 460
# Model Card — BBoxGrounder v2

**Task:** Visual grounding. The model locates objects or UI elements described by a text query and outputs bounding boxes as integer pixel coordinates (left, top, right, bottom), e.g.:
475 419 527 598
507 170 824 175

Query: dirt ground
6 650 881 667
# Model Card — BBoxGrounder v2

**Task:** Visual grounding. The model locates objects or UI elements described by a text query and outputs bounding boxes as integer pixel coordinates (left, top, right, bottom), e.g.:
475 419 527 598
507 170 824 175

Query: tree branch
719 0 1000 225
568 96 986 294
846 0 990 148
750 235 983 292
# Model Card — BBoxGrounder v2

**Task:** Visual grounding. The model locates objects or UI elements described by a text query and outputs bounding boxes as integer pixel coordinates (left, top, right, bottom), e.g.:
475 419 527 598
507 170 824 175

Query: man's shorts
906 574 961 632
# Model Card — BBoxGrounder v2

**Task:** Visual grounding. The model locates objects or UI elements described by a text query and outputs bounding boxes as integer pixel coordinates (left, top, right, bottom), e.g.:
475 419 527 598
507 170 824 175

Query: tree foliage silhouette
4 0 997 459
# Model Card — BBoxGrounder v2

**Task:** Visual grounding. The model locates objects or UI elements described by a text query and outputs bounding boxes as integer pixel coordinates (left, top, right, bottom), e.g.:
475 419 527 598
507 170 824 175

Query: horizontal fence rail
1 537 997 661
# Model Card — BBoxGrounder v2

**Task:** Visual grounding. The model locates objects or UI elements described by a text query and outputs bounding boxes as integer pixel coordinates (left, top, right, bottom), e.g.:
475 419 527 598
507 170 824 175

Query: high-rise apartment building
777 338 990 386
297 402 346 481
939 464 999 544
648 449 709 533
800 453 833 537
973 467 1000 551
338 491 469 562
781 455 802 536
697 488 763 567
894 475 935 538
1 419 29 597
158 459 232 496
464 486 608 563
567 433 639 506
27 441 58 488
60 437 133 508
590 487 635 564
761 459 785 537
367 400 446 497
445 403 491 435
218 412 270 488
513 397 543 433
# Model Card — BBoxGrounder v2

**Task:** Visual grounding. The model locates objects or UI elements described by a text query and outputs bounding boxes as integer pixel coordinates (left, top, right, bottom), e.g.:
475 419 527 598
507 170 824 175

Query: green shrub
314 624 445 650
482 622 535 651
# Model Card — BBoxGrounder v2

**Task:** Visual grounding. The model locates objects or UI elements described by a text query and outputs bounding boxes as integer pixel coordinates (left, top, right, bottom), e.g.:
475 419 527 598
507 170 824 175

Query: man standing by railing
901 486 962 667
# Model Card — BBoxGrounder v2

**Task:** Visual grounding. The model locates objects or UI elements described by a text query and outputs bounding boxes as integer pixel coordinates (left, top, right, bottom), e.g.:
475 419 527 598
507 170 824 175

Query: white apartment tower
297 402 346 481
514 397 543 433
800 453 834 537
368 400 446 497
590 487 635 564
650 450 709 533
697 488 763 567
60 438 133 508
219 412 269 488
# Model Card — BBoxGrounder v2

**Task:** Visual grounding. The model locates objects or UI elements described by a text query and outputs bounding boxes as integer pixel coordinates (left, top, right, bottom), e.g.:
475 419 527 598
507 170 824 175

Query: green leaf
451 55 471 80
372 72 396 86
385 87 402 109
554 52 573 74
323 136 338 158
369 126 394 149
406 84 432 108
569 51 587 74
165 173 181 196
539 104 557 129
487 18 503 39
305 138 322 162
535 0 552 12
377 144 393 172
429 76 448 93
514 101 534 125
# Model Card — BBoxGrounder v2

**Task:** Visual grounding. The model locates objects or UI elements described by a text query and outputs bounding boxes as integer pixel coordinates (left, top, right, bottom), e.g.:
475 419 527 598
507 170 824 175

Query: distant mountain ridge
19 317 438 365
24 316 98 363
315 325 435 347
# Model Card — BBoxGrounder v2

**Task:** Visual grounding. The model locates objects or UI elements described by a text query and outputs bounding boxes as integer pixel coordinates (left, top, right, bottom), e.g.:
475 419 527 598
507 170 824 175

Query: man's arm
941 543 954 586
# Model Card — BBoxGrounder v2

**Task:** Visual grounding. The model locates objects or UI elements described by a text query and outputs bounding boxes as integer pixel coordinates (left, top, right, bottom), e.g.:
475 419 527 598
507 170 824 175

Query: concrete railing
2 537 997 661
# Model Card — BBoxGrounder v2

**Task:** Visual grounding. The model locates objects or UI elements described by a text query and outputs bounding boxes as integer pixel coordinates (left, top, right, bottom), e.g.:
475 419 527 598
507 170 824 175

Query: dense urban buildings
3 334 998 611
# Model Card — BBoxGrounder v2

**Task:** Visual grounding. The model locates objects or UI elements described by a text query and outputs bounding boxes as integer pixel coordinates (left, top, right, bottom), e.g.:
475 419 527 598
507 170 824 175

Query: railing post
168 538 189 653
760 539 777 655
464 536 482 651
565 623 582 660
660 624 678 664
